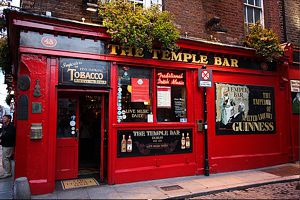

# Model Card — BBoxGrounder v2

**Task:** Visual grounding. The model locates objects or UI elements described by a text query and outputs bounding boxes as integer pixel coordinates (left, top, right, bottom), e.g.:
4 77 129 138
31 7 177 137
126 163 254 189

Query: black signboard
174 98 185 118
20 31 106 54
59 58 110 87
215 83 275 134
117 129 193 157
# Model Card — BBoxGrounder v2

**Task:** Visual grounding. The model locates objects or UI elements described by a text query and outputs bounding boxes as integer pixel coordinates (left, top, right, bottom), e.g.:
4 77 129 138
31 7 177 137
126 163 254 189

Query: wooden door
55 96 79 180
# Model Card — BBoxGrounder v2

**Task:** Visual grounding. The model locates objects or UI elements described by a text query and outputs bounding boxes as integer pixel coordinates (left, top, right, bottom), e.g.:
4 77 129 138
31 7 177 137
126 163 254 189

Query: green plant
98 0 180 51
244 23 283 62
0 36 11 74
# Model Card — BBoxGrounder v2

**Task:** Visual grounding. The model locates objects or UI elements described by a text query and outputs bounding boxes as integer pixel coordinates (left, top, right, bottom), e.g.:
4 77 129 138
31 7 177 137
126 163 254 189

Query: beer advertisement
117 129 192 157
215 83 275 134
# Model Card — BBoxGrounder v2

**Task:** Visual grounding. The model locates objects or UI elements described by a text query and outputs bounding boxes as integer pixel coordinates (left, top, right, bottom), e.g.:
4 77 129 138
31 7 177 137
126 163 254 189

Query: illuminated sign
157 72 185 85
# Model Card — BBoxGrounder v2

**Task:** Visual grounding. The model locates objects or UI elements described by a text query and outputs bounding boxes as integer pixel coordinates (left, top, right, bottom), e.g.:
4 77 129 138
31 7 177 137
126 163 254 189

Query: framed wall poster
215 83 275 134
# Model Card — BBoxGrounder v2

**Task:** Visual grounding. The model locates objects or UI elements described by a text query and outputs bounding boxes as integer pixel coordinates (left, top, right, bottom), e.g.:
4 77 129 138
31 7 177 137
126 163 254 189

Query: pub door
55 94 105 181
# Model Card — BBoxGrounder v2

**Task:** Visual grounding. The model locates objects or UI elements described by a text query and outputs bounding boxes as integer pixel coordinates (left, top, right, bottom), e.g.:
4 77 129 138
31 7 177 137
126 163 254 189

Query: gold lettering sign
108 45 239 67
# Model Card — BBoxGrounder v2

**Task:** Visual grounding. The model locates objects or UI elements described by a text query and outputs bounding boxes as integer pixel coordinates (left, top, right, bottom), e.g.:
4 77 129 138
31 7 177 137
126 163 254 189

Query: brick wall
282 0 300 46
20 0 285 46
165 0 283 45
21 0 98 22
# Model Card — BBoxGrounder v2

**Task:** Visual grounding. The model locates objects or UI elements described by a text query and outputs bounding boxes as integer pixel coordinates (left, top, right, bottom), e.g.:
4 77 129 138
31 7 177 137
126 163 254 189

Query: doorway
55 93 106 182
78 95 101 177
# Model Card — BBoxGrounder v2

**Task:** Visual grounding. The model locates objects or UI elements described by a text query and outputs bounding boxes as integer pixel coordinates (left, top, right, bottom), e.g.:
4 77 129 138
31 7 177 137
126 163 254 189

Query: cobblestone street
191 180 300 199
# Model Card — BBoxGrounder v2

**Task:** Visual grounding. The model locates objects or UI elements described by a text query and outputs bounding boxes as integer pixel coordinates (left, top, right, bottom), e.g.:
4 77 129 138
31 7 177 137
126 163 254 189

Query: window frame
244 0 264 28
128 0 162 10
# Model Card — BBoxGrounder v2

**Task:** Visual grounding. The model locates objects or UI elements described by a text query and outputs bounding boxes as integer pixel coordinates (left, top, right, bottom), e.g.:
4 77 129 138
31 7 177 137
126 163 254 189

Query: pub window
244 0 264 31
117 66 152 122
156 70 187 122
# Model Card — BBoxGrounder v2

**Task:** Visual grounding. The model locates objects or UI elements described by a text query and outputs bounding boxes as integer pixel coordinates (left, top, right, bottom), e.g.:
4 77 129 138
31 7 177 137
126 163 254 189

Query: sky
0 0 20 108
0 73 8 108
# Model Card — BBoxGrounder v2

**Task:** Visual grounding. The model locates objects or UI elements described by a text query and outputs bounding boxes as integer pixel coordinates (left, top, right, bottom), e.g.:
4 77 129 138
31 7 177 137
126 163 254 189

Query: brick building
3 0 299 195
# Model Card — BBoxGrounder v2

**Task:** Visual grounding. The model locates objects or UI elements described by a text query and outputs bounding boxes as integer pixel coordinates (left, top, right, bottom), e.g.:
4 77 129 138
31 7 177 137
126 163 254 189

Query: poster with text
157 86 171 108
215 83 275 134
131 78 150 102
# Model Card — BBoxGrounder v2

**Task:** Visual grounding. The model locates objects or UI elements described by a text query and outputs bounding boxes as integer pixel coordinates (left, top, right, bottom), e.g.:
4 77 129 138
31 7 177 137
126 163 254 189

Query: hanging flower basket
244 23 283 63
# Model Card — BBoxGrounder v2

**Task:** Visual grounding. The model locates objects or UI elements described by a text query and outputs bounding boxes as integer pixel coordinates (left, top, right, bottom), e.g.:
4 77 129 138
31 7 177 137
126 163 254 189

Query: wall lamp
205 16 227 33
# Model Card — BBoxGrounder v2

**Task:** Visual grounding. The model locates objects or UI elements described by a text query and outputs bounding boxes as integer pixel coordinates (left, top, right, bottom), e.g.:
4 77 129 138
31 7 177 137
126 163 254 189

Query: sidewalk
31 162 299 199
0 148 13 199
0 159 299 199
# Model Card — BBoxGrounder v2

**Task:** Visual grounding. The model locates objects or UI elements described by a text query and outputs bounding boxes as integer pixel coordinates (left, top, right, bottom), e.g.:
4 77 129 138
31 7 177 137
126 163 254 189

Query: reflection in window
117 66 152 122
57 98 77 138
156 70 187 122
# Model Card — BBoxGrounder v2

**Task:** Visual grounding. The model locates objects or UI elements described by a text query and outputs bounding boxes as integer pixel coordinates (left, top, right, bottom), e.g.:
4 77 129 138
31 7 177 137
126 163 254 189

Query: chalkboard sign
117 129 193 157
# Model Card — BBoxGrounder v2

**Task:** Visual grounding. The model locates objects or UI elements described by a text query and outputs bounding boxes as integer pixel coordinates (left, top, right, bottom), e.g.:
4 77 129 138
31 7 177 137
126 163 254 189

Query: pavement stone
0 143 299 200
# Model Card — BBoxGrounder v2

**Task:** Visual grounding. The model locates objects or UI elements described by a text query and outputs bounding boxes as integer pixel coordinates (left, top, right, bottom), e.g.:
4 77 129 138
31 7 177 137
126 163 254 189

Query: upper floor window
128 0 162 10
244 0 264 29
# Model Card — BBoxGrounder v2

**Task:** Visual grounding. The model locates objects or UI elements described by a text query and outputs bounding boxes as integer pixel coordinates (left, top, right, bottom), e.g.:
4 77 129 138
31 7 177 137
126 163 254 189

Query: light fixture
205 16 227 33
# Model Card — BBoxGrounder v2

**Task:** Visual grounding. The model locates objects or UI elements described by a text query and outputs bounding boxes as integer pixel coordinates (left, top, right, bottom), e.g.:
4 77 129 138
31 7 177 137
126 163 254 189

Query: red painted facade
5 10 299 195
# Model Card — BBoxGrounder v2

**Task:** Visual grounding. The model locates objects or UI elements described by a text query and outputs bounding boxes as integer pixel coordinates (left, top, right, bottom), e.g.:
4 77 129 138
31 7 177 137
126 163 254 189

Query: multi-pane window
128 0 162 9
244 0 264 28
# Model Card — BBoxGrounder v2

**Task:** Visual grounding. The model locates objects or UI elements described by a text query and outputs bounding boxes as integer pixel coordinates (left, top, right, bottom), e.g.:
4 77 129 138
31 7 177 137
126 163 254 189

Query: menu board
174 98 185 118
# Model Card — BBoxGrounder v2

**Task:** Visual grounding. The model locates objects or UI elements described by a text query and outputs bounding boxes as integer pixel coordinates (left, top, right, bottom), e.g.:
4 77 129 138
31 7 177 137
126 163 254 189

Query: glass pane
255 0 261 7
57 98 77 138
156 70 187 122
254 9 261 23
248 0 254 5
117 66 152 123
244 0 247 3
247 7 254 24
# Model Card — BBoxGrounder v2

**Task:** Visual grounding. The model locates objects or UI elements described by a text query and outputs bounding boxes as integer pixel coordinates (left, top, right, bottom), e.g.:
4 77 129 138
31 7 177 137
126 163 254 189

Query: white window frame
244 0 264 28
129 0 162 10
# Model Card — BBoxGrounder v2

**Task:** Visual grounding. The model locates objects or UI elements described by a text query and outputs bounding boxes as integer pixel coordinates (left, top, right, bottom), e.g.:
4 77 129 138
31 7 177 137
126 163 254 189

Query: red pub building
3 0 300 195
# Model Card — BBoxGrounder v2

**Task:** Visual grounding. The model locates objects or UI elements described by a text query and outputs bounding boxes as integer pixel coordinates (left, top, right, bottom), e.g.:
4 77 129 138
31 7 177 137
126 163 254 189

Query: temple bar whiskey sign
117 129 193 157
59 58 110 87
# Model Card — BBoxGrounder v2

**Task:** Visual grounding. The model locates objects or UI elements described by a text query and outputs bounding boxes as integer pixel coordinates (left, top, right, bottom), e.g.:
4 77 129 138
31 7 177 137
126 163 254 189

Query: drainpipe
281 0 287 42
